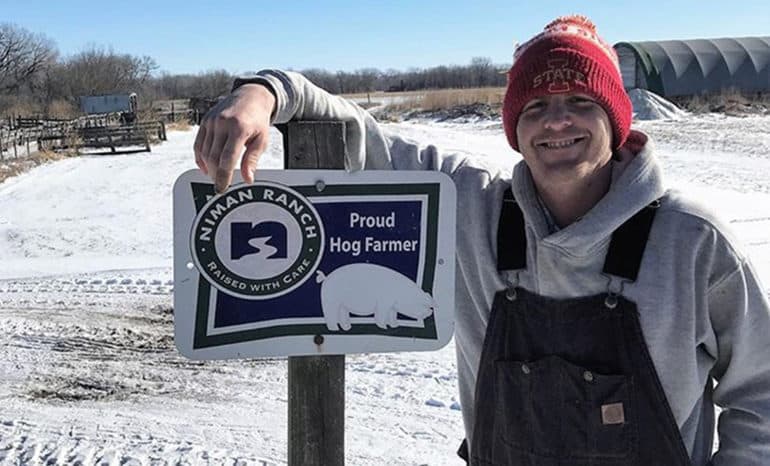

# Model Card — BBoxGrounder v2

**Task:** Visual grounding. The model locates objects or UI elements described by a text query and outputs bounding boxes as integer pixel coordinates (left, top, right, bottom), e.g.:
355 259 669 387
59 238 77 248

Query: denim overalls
461 189 692 466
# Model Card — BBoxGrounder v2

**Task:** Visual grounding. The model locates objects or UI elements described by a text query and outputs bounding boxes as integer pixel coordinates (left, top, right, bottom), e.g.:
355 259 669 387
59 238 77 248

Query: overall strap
497 187 527 271
497 187 662 282
602 200 661 281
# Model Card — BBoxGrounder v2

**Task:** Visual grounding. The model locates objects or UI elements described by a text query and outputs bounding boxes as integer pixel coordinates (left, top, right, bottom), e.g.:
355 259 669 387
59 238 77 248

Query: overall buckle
603 274 627 310
505 272 520 302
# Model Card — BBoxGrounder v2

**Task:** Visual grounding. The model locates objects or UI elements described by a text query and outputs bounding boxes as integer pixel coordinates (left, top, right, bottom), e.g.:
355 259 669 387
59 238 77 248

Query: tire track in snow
0 272 286 465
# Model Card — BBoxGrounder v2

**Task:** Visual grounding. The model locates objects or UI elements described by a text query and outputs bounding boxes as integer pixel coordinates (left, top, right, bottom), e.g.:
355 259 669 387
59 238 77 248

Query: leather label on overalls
602 402 626 425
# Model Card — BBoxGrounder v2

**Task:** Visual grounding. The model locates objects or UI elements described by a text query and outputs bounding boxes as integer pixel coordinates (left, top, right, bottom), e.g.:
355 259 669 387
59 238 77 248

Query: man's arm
194 83 275 192
708 258 770 465
194 69 471 192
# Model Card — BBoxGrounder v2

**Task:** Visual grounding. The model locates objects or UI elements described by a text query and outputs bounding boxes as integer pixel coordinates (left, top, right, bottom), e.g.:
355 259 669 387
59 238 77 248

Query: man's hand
194 83 276 193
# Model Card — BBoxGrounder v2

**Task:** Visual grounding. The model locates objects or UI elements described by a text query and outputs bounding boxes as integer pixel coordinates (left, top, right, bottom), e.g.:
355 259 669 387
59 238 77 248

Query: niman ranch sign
192 182 324 300
173 170 456 359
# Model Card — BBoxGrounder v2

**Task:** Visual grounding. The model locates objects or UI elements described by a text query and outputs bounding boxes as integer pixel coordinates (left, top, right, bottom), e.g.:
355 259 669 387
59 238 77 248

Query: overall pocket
495 355 637 460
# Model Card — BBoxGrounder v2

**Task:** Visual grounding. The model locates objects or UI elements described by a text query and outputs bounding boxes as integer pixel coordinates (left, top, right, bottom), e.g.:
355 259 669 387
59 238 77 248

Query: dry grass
343 87 506 112
420 88 504 111
0 98 40 119
167 120 192 131
0 148 77 184
675 88 769 115
342 89 426 99
137 108 161 122
46 99 79 119
0 98 79 120
385 87 506 112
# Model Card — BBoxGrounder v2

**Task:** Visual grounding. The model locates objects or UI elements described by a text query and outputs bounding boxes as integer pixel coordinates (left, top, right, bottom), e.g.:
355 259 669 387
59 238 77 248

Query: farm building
80 93 138 124
79 93 138 115
614 37 770 97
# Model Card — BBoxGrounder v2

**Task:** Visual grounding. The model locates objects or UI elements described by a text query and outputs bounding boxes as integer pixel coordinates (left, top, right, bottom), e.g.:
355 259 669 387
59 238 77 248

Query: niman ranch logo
191 182 324 299
532 58 587 93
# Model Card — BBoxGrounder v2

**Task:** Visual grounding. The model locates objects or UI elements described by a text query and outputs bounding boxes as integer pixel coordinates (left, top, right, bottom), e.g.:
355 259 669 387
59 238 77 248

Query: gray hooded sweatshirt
236 70 770 465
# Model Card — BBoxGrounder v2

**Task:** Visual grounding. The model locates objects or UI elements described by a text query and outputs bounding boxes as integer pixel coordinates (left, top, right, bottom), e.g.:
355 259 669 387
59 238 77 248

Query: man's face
515 93 614 183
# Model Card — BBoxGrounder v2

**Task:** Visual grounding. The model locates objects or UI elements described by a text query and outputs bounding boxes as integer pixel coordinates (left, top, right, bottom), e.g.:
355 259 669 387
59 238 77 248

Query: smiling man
195 15 770 466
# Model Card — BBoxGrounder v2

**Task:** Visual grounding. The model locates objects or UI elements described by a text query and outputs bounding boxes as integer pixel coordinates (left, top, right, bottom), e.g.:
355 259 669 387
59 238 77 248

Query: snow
2 108 770 465
630 88 688 121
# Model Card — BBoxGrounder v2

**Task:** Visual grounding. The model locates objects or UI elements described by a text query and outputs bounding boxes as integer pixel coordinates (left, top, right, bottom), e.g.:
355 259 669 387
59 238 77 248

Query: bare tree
335 70 348 94
1 21 511 118
190 69 232 98
356 68 379 93
61 46 157 99
469 57 493 87
0 23 57 93
300 68 338 93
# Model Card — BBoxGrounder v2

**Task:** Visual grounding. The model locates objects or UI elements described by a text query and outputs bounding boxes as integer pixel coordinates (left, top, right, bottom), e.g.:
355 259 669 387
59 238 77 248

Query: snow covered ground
1 98 769 465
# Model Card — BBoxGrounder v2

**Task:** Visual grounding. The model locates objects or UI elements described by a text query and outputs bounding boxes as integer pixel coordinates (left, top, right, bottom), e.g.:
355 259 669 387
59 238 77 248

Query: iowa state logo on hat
532 59 588 93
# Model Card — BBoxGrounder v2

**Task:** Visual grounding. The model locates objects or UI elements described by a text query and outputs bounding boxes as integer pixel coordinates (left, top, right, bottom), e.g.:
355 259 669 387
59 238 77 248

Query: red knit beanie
503 15 632 152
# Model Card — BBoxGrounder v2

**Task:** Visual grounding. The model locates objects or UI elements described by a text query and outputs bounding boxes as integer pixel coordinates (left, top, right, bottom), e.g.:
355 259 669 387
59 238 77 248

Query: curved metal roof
614 37 770 97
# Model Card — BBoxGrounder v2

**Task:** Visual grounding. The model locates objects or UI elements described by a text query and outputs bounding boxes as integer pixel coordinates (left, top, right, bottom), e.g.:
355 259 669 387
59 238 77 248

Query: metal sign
173 169 456 359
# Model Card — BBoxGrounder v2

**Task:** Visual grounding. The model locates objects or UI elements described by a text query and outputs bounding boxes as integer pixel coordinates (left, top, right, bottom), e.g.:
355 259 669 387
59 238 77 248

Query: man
195 15 770 465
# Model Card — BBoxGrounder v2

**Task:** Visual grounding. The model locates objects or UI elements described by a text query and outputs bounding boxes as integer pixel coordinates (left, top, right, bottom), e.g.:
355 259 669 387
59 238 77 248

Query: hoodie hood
511 130 665 257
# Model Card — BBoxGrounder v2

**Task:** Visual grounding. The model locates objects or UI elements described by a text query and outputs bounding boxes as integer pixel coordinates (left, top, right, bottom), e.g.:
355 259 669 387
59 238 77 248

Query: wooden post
279 121 346 466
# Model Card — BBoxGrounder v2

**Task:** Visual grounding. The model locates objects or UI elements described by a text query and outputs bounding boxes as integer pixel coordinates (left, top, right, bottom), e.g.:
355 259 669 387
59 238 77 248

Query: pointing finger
241 132 268 184
215 133 245 193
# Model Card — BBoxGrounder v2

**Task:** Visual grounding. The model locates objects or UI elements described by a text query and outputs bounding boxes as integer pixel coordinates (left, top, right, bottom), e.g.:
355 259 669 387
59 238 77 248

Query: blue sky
4 0 769 75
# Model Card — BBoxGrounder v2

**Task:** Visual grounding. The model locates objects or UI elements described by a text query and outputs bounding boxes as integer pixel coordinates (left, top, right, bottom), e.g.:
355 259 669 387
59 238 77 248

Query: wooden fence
3 114 122 131
38 120 167 154
152 98 219 124
0 115 166 159
0 127 37 159
152 99 194 123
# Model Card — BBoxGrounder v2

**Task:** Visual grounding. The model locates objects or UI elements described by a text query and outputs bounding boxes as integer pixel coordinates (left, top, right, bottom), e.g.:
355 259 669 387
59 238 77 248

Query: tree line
0 22 508 119
300 57 508 95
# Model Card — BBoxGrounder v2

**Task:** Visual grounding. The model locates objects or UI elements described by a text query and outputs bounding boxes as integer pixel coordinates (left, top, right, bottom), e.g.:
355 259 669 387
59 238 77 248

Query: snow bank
629 88 688 121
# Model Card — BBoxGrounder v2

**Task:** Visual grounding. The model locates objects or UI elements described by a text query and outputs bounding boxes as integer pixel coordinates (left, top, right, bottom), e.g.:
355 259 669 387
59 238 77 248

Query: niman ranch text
206 258 313 292
197 187 319 242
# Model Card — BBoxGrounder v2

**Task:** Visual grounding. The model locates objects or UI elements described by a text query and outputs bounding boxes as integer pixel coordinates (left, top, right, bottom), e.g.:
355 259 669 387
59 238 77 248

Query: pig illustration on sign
316 264 436 331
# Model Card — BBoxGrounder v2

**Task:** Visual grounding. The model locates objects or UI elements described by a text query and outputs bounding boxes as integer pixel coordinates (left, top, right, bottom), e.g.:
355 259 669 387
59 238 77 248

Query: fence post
279 121 346 466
